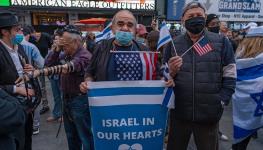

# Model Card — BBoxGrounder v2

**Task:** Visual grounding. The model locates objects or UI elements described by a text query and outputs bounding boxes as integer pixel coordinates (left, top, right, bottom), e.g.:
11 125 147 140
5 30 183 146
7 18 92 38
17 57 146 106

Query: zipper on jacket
192 48 195 121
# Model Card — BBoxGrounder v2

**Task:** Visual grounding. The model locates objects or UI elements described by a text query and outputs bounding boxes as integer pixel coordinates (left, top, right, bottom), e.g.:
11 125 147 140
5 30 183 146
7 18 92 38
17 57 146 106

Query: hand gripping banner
88 80 174 150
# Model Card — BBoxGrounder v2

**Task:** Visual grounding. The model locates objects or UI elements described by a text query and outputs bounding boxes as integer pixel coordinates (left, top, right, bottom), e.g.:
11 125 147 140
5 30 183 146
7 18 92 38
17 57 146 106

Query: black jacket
0 42 28 94
86 38 148 81
164 31 236 123
0 89 26 150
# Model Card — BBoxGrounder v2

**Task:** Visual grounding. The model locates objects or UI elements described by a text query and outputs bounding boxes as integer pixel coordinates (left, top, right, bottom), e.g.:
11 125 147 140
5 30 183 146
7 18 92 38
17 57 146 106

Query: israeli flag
157 21 172 50
88 80 174 150
232 53 263 143
96 22 114 42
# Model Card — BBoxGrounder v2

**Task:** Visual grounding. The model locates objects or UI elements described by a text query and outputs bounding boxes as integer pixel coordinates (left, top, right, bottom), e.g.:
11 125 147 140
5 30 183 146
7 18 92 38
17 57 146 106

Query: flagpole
171 40 178 56
180 36 204 57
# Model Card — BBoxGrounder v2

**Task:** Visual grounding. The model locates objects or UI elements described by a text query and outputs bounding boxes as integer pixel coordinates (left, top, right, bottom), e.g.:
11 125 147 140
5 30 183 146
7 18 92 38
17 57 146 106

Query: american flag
112 51 158 81
193 36 213 56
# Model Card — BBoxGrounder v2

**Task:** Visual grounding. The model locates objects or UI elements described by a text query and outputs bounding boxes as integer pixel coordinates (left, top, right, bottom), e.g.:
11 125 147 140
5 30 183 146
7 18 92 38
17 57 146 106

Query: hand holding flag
167 56 183 78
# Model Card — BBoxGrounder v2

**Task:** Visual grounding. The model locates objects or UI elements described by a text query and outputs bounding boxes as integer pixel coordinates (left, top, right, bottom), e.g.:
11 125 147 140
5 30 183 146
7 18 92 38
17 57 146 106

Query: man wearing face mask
79 10 148 83
80 10 174 94
165 2 236 150
0 11 35 150
206 14 237 53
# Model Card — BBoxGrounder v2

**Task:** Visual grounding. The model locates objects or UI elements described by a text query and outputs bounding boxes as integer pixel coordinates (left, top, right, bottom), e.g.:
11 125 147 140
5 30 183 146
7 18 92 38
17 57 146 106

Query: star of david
250 90 263 117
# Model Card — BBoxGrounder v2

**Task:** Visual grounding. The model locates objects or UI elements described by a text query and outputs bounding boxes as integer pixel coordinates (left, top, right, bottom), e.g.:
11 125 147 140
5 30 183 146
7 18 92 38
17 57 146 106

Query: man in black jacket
0 11 35 150
165 2 236 150
0 89 26 150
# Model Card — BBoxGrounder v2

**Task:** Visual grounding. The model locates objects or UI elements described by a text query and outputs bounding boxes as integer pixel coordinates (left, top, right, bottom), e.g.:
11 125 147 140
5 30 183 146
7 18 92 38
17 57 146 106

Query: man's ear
180 17 184 26
1 29 10 37
111 25 116 35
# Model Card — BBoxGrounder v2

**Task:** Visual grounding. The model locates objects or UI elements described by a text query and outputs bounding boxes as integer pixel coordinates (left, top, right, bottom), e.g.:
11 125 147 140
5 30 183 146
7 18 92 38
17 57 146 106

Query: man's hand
23 64 34 72
165 79 175 87
15 69 41 86
168 56 183 77
80 81 89 94
15 87 35 97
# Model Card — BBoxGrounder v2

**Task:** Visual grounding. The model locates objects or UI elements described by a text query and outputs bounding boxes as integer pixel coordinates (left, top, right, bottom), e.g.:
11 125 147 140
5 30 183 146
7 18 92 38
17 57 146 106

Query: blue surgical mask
136 37 145 44
11 34 24 45
115 31 133 46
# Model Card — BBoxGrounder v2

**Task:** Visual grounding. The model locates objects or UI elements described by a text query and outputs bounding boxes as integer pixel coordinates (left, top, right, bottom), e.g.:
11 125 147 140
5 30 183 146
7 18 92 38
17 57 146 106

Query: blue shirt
21 40 44 69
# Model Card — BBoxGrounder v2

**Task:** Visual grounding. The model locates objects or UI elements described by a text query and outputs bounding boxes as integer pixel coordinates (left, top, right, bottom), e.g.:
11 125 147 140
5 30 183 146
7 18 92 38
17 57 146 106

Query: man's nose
121 24 129 31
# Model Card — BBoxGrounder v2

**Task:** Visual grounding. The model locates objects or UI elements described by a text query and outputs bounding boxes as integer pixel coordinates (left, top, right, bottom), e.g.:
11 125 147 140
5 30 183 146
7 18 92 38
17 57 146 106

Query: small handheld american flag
193 36 213 56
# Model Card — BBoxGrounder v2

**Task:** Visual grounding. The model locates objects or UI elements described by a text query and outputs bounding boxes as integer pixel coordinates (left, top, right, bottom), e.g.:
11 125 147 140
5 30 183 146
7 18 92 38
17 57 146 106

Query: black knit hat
63 25 81 35
22 26 31 36
0 10 19 28
206 14 219 26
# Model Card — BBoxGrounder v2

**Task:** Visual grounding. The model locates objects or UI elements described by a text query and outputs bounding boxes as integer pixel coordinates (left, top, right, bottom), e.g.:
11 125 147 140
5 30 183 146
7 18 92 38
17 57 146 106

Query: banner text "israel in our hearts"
98 117 163 140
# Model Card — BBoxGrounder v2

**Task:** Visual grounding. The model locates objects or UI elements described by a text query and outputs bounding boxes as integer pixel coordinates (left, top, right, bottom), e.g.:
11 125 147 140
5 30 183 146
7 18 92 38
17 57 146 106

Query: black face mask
185 17 206 34
208 26 220 33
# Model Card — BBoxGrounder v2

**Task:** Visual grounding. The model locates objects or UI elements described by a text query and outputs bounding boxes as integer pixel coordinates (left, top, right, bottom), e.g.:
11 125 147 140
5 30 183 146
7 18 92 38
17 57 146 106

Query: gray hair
182 1 206 17
112 10 137 26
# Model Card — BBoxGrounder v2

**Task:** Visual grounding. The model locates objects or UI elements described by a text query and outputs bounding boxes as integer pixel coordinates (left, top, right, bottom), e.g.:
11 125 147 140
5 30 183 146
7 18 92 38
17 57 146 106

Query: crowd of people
0 1 263 150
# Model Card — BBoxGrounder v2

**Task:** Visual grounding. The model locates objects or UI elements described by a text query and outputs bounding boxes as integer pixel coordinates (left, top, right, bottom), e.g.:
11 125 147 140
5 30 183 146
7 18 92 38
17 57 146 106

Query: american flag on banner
112 51 158 80
193 36 213 56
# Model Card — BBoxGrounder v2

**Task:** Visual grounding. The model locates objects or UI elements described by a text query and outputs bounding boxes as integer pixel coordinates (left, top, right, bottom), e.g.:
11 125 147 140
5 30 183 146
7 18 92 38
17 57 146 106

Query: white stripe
223 63 237 78
232 76 263 129
236 53 263 69
89 95 164 106
140 53 147 80
88 80 166 89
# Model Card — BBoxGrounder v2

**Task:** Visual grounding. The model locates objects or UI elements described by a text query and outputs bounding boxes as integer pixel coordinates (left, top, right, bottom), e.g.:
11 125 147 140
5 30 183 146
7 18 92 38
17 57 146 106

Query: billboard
167 0 263 22
3 0 155 10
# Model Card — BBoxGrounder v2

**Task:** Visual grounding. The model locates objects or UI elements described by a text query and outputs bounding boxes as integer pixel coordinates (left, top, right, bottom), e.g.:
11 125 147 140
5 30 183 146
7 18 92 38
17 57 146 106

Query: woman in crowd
232 26 263 150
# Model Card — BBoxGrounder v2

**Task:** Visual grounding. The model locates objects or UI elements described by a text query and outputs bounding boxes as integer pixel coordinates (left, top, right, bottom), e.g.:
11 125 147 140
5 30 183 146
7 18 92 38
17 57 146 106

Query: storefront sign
8 0 155 10
167 0 263 22
0 0 10 6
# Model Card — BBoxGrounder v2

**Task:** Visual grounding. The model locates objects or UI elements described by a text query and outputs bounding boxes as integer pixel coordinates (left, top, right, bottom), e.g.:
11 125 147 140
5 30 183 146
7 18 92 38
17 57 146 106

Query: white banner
183 0 263 22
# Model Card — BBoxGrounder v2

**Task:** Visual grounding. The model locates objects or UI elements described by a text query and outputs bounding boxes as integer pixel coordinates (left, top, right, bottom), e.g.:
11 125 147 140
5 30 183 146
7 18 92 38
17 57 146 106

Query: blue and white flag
88 80 174 150
96 22 114 42
157 21 172 50
232 53 263 143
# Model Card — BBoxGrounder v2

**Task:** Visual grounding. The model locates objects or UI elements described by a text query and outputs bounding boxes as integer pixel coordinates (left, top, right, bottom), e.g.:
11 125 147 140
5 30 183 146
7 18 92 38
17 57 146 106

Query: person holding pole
164 2 236 150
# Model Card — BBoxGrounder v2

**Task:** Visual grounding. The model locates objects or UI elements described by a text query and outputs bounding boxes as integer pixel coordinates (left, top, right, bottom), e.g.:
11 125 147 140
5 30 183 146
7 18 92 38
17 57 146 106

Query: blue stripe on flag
103 27 111 34
89 87 164 97
162 87 173 106
237 64 263 81
234 125 259 139
96 27 111 39
157 35 171 48
96 33 103 38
